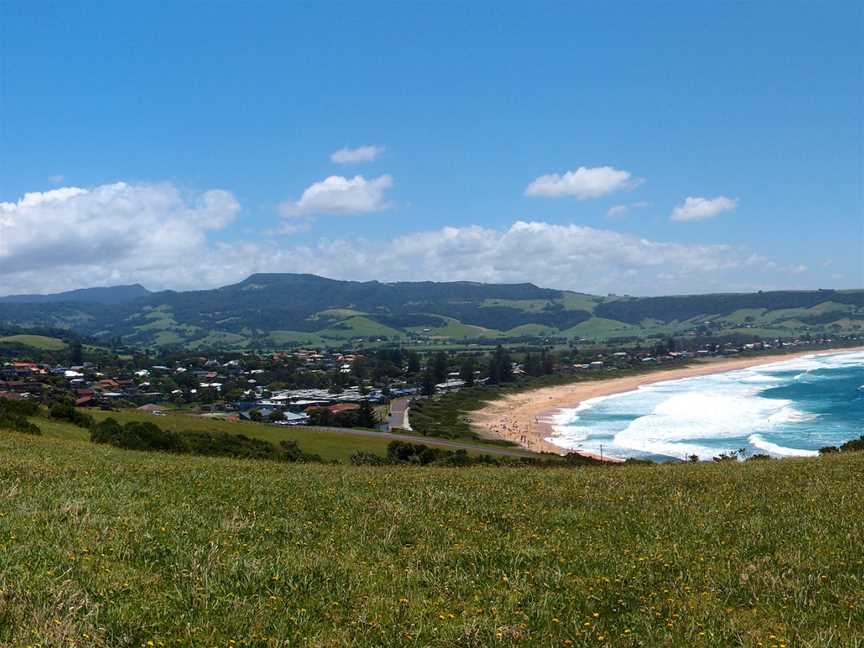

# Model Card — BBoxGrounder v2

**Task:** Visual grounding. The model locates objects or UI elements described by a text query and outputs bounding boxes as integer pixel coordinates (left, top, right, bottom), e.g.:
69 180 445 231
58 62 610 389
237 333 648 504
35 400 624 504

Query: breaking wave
547 350 864 461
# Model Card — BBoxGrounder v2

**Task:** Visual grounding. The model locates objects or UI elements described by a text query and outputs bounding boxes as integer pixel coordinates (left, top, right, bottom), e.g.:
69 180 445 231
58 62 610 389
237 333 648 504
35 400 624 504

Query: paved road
386 397 412 431
302 425 544 459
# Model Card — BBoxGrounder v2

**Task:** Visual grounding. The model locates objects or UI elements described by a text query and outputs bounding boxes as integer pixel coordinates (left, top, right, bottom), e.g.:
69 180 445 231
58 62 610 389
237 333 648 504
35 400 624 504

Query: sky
0 1 862 296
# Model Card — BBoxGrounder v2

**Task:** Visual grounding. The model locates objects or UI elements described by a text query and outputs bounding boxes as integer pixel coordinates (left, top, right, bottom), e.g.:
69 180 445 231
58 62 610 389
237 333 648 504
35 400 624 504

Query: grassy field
0 426 861 647
0 334 67 350
76 410 526 463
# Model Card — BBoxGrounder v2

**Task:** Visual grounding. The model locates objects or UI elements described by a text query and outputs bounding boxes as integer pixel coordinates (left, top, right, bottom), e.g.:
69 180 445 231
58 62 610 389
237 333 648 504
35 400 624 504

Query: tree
541 349 555 375
248 409 263 422
432 351 448 385
487 354 501 385
268 410 284 423
70 341 83 366
495 345 514 383
355 400 378 428
459 356 476 387
406 351 421 375
523 352 539 377
421 369 436 396
308 408 334 426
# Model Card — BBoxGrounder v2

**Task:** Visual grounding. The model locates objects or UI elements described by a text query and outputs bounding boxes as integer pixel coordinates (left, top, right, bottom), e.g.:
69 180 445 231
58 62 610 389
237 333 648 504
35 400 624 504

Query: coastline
469 347 864 459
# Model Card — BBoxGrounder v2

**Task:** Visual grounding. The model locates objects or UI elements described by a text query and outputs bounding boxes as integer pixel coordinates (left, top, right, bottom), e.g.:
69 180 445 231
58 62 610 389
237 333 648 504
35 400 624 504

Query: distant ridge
0 284 151 306
0 273 860 348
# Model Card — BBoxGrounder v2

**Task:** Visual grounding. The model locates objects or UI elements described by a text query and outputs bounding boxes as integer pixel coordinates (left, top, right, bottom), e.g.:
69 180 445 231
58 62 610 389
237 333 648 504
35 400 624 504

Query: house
278 411 310 426
306 403 360 416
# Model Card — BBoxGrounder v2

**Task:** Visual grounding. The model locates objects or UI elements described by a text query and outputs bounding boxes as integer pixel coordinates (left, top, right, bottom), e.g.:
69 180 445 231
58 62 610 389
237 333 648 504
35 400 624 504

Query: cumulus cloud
330 145 385 164
671 195 737 222
279 175 393 216
0 182 240 292
0 184 804 296
525 166 642 199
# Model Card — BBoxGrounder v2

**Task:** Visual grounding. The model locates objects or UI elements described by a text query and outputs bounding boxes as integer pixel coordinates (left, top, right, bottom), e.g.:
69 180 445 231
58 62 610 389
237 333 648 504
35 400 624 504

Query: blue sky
0 1 861 295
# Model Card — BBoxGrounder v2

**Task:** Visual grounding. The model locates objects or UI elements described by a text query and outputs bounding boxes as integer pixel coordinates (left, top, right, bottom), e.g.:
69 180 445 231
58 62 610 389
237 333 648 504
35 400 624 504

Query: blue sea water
546 350 864 461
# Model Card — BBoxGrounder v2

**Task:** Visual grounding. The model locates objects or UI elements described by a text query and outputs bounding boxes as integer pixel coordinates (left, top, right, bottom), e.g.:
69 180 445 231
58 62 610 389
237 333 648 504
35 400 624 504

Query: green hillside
0 334 67 350
0 422 861 646
0 274 861 349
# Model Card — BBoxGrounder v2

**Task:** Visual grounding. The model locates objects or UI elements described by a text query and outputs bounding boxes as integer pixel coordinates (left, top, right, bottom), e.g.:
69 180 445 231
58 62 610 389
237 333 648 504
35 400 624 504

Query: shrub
91 418 185 452
0 398 40 418
350 451 390 466
49 400 94 429
840 436 864 453
90 418 320 463
0 398 42 435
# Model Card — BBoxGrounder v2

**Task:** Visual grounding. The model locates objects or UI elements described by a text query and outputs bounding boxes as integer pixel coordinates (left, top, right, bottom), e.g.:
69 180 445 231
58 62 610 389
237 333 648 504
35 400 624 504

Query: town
2 332 859 435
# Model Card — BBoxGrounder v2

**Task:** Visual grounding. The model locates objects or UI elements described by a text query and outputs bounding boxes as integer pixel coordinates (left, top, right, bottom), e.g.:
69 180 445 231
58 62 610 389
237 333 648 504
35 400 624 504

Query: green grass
266 330 326 347
480 299 554 313
318 316 405 341
505 324 558 336
559 292 599 312
0 427 861 646
408 316 500 340
0 334 67 350
187 331 249 350
560 317 639 339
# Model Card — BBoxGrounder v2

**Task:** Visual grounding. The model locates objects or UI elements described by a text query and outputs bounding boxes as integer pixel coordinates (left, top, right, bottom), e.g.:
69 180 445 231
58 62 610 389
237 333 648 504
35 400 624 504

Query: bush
840 436 864 453
49 400 94 429
91 418 185 452
350 451 389 466
0 398 40 418
90 418 321 463
0 398 42 435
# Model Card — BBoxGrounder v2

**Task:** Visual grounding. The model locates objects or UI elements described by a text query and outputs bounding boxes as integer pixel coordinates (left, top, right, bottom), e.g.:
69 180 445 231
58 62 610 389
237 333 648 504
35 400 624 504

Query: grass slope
0 334 67 350
0 427 861 646
80 410 525 463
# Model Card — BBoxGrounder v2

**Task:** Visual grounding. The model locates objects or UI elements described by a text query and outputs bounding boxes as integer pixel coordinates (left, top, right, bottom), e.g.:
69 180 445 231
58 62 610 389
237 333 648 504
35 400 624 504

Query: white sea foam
767 406 818 425
548 350 864 460
611 390 791 459
749 434 818 457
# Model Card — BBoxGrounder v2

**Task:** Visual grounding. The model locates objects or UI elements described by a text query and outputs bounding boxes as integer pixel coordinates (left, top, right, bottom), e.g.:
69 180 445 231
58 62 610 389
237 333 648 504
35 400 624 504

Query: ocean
546 350 864 461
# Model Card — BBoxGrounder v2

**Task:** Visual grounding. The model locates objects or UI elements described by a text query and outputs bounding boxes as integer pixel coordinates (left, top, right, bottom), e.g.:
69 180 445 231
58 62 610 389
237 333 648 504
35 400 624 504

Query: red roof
327 403 360 414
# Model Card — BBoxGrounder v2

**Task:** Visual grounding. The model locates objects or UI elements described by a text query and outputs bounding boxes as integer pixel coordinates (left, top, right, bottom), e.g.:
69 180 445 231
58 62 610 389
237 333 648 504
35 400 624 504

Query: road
385 397 412 431
303 425 545 459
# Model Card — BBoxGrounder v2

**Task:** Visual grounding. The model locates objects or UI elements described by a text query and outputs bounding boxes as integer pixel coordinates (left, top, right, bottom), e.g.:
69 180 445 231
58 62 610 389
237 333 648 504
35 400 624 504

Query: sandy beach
470 348 864 459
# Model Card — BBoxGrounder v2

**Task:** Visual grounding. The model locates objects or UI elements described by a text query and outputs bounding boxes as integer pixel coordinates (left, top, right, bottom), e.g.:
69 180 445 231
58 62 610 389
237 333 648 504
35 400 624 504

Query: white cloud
606 201 651 218
525 166 642 199
0 182 240 292
48 174 65 184
330 145 385 164
0 182 809 297
671 195 737 222
279 175 393 216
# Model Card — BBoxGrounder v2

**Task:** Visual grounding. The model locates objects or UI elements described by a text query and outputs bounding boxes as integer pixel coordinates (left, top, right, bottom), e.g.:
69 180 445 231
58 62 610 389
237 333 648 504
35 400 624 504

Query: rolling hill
0 273 861 349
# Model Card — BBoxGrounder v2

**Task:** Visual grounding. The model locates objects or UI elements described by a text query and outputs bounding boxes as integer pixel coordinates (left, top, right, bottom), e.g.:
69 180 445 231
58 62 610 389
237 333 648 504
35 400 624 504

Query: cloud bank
0 181 805 297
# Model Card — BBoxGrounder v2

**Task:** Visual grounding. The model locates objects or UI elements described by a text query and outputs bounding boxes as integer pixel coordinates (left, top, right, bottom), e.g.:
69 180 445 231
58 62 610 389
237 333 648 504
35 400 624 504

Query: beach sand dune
469 349 863 460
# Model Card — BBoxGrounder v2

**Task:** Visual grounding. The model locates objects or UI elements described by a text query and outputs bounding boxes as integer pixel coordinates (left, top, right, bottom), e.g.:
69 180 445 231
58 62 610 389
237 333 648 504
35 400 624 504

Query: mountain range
0 273 861 349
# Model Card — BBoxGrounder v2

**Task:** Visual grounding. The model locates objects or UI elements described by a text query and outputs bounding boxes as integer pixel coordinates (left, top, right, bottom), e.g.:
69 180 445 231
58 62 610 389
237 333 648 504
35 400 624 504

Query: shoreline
469 347 864 460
